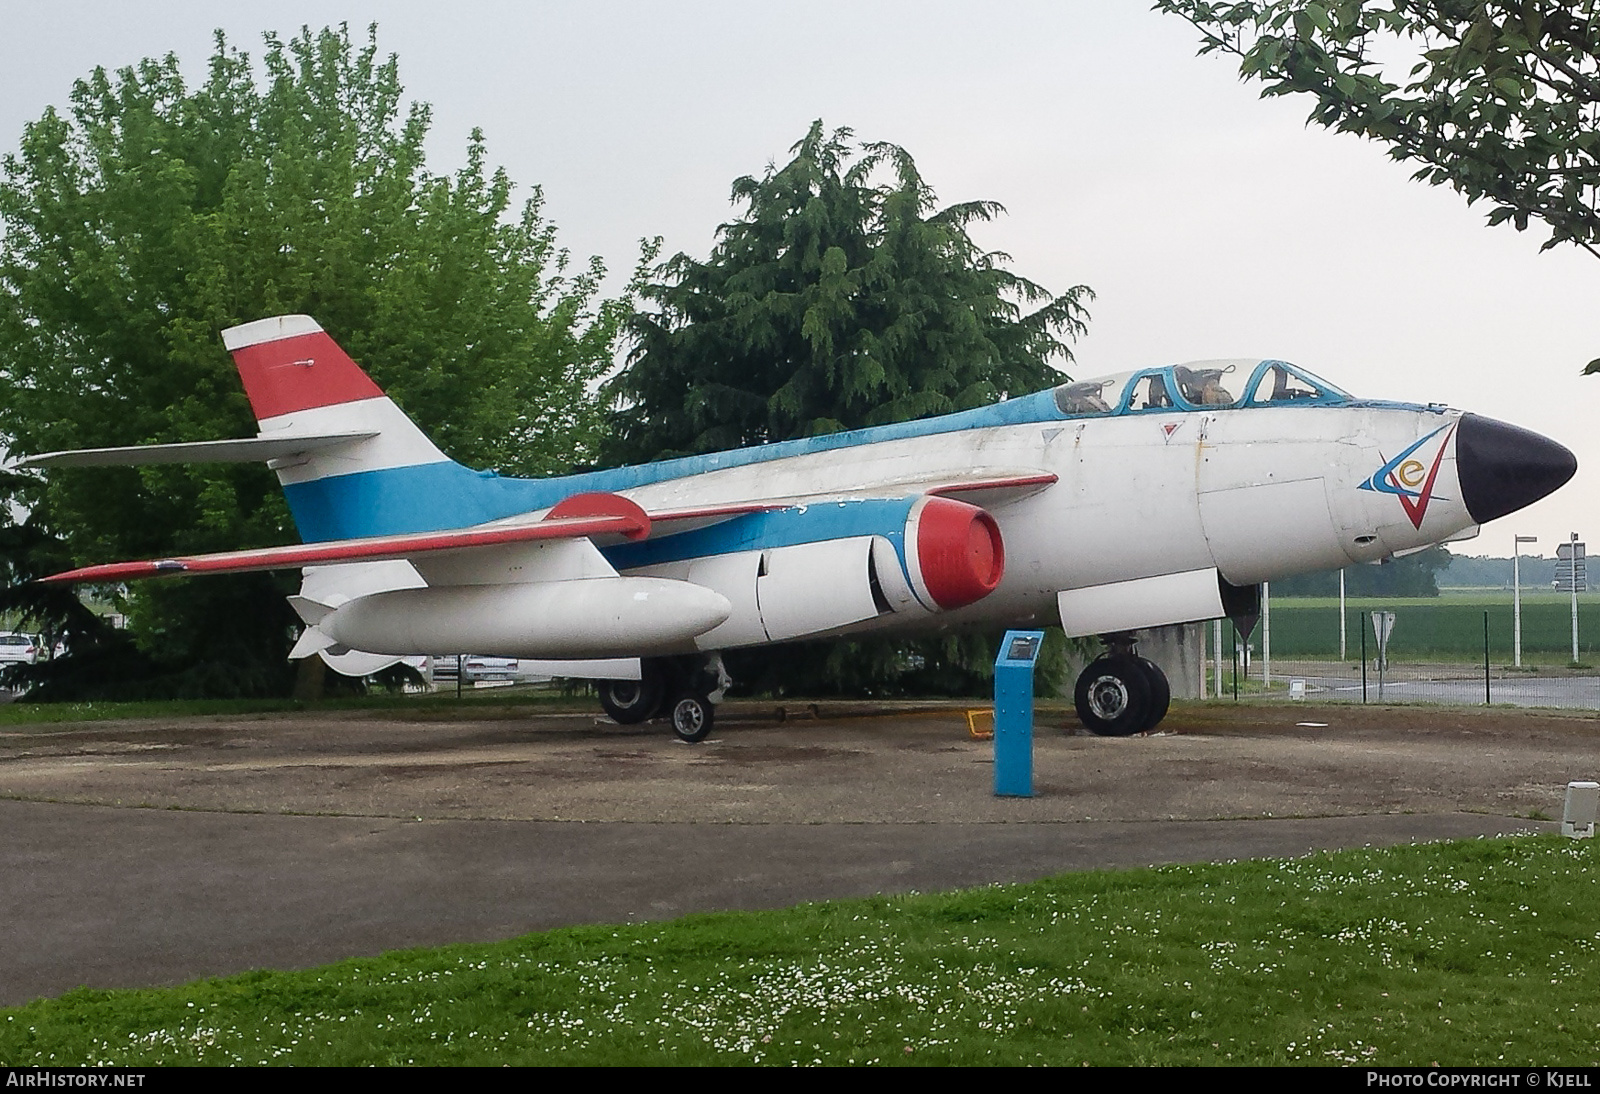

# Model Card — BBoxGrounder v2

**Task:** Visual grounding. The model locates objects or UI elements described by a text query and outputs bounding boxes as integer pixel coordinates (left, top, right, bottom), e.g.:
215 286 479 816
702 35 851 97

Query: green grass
1263 595 1599 660
1285 592 1600 607
5 836 1599 1066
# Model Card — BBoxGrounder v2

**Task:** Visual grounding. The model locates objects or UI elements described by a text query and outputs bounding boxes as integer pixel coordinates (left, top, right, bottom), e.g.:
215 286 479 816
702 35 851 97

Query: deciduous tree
1156 1 1600 366
0 25 643 696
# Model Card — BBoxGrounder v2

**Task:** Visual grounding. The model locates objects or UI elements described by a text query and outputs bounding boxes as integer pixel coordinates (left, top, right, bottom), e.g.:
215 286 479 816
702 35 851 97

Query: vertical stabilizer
221 316 461 542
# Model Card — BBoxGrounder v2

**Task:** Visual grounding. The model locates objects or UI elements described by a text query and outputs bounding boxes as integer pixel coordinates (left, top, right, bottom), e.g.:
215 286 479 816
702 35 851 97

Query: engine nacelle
620 494 1006 648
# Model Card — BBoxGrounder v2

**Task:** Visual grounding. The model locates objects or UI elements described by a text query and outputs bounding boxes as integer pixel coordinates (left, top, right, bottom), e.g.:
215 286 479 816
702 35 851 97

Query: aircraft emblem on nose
1358 421 1459 530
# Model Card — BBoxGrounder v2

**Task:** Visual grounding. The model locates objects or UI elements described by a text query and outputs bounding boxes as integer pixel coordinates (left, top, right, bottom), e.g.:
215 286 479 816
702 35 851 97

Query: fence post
1213 618 1223 699
1231 624 1238 701
1483 610 1491 706
1360 617 1368 704
1262 581 1271 689
1339 568 1347 660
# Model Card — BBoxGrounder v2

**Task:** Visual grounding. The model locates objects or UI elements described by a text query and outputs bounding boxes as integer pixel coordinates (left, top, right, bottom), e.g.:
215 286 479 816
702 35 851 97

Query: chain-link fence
1200 594 1600 710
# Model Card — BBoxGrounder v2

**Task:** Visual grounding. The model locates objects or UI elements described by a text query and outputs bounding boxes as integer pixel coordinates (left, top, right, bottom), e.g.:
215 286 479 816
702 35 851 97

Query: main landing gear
598 653 730 743
1073 633 1170 736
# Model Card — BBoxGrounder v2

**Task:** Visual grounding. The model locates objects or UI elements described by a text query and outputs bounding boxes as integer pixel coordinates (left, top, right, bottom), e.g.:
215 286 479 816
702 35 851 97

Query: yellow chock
965 709 994 740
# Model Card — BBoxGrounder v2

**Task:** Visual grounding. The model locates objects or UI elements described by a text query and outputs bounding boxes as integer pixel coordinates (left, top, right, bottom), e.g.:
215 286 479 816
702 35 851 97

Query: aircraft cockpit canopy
1051 359 1351 419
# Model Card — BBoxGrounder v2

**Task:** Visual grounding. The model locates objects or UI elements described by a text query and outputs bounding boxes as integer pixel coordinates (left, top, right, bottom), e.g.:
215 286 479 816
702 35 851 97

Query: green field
4 836 1598 1066
1262 593 1600 660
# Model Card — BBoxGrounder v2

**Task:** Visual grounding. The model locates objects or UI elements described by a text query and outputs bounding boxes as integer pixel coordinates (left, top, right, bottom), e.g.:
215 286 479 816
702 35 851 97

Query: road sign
1556 540 1587 592
1370 611 1396 655
1371 611 1396 699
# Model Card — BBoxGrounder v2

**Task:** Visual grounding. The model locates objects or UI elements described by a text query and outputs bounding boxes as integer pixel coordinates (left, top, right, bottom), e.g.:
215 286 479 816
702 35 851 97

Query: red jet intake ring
915 496 1005 610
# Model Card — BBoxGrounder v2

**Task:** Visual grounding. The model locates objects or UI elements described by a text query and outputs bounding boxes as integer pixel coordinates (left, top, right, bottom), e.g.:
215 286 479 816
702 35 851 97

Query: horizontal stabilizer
16 431 378 469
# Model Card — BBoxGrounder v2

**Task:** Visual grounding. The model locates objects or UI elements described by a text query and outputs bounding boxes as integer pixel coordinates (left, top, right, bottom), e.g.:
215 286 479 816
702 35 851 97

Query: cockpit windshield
1173 365 1238 407
1052 378 1116 415
1049 359 1350 419
1241 361 1351 405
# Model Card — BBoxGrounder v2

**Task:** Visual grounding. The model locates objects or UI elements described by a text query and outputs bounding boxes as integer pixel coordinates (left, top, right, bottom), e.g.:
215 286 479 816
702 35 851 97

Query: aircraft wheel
1074 655 1151 737
668 692 715 743
1135 656 1171 731
599 662 666 725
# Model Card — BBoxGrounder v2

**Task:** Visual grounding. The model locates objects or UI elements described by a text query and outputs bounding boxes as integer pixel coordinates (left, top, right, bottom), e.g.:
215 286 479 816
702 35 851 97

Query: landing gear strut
1073 633 1170 736
599 653 729 743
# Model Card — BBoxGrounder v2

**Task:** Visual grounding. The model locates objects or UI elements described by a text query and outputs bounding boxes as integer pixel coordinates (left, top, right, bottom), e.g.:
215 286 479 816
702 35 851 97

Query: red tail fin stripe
229 330 384 420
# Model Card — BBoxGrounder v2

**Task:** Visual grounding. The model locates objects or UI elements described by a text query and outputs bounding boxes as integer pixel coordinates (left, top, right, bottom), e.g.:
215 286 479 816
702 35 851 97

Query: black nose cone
1457 413 1577 524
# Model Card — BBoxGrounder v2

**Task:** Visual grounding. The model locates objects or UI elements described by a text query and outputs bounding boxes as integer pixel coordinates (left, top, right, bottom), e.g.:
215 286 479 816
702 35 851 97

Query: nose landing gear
1073 634 1170 736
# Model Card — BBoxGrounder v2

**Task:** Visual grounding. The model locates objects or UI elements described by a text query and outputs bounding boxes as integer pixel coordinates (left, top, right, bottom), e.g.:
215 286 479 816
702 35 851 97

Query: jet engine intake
905 496 1006 611
622 494 1008 648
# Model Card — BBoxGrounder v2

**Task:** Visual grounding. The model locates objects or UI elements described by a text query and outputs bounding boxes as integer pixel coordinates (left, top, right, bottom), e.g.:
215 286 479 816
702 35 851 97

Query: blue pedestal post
993 629 1044 798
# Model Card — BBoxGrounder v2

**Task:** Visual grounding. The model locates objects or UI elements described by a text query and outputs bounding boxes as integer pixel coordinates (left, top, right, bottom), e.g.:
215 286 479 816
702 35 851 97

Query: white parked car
0 633 41 665
431 654 518 683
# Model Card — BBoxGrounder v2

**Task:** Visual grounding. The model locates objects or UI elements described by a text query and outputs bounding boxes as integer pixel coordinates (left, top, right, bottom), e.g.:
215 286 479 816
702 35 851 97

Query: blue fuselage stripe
282 389 1065 542
599 498 919 572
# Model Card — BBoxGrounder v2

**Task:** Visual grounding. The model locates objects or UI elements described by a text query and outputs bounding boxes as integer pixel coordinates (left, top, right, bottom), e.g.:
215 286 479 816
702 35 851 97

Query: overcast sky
3 1 1596 558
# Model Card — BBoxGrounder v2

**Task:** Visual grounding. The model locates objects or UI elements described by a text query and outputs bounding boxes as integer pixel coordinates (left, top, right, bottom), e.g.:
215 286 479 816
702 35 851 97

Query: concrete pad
1 698 1592 1006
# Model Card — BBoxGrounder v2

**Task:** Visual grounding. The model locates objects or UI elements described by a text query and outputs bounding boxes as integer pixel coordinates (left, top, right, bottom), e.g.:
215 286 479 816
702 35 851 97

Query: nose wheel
668 692 715 743
1073 650 1170 736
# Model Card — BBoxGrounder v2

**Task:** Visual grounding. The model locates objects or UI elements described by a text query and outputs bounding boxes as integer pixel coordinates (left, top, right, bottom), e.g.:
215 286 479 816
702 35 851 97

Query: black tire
668 692 715 743
1073 655 1152 737
599 661 666 725
1135 655 1171 732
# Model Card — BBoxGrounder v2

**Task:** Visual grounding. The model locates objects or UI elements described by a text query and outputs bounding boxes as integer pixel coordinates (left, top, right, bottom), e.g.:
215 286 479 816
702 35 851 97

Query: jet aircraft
23 315 1577 740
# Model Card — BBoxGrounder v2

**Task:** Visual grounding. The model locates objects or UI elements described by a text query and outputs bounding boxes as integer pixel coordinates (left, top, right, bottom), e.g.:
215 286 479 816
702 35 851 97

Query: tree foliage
605 121 1092 463
1157 1 1600 365
0 25 642 697
606 123 1092 697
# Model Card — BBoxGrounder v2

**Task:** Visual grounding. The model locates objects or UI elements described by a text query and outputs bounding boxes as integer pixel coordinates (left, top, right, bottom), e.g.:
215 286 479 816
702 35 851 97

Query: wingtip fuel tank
319 577 734 660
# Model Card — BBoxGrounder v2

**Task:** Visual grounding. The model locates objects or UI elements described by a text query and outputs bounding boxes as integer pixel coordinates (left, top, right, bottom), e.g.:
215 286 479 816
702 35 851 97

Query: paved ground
1267 666 1600 709
3 697 1597 1007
